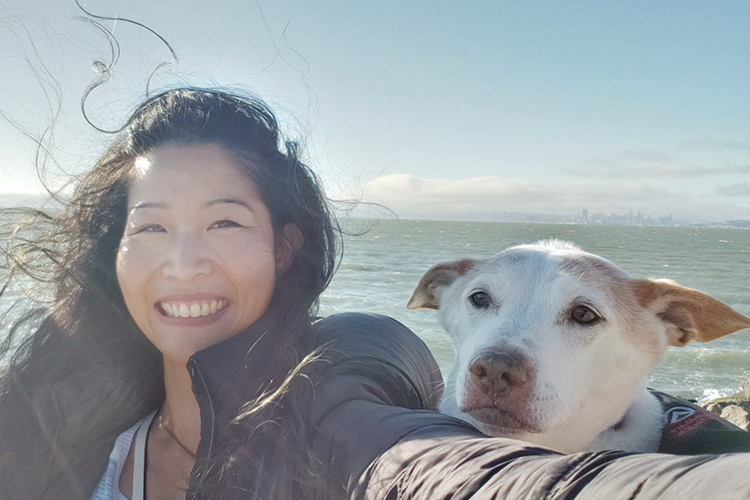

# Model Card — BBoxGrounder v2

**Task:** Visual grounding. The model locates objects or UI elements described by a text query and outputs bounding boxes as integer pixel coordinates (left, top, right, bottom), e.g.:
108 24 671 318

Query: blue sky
1 0 749 222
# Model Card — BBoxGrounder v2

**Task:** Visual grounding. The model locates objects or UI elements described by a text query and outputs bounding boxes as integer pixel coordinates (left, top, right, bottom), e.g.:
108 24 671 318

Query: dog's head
408 239 750 440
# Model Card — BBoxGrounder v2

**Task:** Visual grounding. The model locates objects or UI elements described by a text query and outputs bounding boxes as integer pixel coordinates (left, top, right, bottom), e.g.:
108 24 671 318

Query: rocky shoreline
697 378 750 431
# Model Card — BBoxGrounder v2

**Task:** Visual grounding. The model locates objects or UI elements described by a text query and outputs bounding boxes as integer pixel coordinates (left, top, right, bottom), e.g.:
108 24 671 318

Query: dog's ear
634 279 750 346
407 259 476 310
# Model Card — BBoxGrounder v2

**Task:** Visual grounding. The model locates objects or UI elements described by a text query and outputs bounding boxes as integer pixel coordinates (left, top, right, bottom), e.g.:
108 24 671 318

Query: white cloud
361 173 749 222
681 139 750 151
716 183 750 198
566 151 750 179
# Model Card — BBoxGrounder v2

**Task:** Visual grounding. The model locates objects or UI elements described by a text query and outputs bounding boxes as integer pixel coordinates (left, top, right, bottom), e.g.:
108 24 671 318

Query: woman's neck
161 359 201 454
117 359 199 499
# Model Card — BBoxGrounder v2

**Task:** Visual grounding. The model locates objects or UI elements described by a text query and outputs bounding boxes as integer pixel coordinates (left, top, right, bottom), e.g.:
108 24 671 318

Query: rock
742 376 750 401
696 377 750 430
702 399 738 415
720 404 750 431
702 401 722 415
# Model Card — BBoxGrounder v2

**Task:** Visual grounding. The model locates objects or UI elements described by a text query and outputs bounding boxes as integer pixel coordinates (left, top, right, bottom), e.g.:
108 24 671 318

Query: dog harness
651 390 750 454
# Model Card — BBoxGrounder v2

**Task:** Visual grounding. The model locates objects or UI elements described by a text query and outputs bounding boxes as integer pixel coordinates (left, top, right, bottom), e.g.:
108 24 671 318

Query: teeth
161 300 228 318
190 304 200 317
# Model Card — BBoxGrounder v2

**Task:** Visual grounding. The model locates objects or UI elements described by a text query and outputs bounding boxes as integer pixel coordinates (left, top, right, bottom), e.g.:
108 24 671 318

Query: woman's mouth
158 299 228 318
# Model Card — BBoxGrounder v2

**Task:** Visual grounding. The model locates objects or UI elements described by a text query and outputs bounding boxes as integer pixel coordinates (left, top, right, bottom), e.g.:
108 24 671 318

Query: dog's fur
407 240 750 453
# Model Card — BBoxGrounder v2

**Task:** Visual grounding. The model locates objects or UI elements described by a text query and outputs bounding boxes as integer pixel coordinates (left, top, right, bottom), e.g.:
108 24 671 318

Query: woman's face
116 143 291 365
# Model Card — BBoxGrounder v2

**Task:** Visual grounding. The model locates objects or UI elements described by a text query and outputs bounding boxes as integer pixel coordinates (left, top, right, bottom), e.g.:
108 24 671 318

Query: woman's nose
162 233 213 281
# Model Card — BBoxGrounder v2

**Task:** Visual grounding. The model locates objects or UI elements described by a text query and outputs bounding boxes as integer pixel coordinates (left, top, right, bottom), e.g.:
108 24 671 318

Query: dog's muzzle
461 348 538 430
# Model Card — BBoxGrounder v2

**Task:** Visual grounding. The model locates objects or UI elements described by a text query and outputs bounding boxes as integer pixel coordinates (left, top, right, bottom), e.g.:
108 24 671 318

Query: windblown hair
0 89 339 499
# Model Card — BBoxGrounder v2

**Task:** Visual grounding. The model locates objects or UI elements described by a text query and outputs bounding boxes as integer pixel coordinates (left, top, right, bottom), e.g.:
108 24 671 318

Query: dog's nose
469 349 534 396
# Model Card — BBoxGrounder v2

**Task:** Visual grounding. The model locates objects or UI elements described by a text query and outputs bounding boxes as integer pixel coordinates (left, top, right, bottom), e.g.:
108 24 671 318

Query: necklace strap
132 409 158 500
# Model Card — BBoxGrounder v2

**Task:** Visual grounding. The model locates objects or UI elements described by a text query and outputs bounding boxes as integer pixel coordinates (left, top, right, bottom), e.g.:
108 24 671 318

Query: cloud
566 150 750 179
716 183 750 198
361 174 749 222
363 174 552 204
613 150 672 163
0 191 49 207
681 139 750 151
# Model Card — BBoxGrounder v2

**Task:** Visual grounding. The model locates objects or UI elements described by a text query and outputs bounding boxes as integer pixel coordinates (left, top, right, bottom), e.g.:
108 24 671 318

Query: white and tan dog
407 240 750 453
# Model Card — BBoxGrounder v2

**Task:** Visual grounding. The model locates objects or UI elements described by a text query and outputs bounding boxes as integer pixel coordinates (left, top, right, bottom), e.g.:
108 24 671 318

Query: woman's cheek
116 238 157 290
215 232 276 272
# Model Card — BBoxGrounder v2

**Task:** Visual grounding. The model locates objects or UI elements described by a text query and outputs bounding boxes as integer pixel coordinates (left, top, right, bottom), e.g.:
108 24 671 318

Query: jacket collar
187 312 305 459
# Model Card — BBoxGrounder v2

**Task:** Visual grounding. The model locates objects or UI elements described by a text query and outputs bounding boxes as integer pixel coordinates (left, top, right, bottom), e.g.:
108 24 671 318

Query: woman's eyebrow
128 199 253 212
129 201 168 212
202 198 254 211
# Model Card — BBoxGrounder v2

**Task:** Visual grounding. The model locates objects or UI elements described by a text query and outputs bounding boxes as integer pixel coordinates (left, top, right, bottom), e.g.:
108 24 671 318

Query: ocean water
1 214 748 401
321 219 750 401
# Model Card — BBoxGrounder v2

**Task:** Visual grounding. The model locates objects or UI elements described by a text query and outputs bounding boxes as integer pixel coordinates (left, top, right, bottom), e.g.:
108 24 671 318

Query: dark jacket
187 312 750 500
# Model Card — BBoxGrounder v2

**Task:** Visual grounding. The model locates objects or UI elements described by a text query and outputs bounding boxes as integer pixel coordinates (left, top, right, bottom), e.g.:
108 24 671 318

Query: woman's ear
276 223 305 275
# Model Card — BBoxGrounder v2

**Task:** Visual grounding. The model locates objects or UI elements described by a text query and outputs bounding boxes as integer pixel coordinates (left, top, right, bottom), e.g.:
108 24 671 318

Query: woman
0 88 339 499
1 88 749 500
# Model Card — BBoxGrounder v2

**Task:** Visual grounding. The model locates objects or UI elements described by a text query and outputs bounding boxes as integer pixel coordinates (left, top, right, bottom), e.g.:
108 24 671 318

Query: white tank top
90 412 154 500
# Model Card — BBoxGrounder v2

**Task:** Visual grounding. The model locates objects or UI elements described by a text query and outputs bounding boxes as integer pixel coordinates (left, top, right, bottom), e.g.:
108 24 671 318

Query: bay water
321 219 750 401
2 213 748 401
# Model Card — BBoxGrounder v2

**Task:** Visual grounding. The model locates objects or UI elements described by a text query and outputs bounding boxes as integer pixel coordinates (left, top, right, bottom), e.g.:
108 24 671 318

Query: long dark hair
0 88 339 499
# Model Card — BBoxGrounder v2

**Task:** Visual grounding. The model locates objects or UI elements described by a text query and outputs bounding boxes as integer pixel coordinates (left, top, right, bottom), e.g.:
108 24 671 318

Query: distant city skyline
2 191 747 228
349 205 749 228
1 1 749 223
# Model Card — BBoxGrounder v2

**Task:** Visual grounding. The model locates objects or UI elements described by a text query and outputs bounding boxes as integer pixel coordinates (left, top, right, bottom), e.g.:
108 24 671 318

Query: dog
407 239 750 453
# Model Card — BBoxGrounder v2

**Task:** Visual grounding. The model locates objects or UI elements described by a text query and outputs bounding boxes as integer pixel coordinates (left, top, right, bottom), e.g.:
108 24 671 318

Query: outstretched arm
312 313 750 499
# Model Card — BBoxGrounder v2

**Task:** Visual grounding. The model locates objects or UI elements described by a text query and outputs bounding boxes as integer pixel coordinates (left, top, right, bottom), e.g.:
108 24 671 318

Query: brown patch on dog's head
633 279 750 346
407 259 476 310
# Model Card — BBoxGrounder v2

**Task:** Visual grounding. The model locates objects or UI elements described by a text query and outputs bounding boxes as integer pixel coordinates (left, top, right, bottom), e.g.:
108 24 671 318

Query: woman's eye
133 224 166 234
469 291 491 309
571 305 601 325
210 220 243 229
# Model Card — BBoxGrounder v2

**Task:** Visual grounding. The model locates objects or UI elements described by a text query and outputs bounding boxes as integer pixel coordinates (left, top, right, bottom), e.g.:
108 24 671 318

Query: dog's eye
571 305 600 324
469 291 491 308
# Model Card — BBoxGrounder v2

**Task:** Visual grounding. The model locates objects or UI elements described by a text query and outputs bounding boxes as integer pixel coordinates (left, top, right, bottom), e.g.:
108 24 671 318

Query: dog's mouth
464 406 543 434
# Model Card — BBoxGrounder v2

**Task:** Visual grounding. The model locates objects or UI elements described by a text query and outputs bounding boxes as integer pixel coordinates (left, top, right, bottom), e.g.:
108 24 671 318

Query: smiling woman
0 88 340 499
117 144 290 365
2 26 750 500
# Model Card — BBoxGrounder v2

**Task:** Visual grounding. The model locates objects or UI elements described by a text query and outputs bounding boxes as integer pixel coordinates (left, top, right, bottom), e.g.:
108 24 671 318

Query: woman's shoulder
312 312 430 353
310 312 444 410
312 313 439 370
